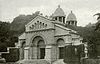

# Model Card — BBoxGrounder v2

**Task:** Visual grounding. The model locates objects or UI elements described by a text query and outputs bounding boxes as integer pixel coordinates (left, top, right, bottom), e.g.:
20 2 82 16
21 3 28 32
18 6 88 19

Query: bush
2 48 19 62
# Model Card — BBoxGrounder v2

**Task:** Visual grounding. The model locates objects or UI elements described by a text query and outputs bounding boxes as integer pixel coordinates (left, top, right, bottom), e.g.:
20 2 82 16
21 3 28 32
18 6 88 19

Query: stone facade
17 6 83 64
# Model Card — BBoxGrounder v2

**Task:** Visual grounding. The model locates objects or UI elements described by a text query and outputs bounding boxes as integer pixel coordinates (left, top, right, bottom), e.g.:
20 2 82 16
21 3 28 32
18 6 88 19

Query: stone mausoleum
17 5 83 64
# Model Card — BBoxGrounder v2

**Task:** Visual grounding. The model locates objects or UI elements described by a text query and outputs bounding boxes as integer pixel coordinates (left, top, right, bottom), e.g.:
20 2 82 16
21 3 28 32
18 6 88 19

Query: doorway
37 40 45 59
40 48 45 59
59 47 65 59
57 38 65 59
32 36 45 59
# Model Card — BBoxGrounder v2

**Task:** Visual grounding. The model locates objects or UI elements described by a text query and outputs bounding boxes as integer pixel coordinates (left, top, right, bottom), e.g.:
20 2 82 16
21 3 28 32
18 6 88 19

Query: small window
37 21 39 29
40 22 42 24
30 26 32 29
45 24 47 27
35 23 36 25
55 17 57 20
37 21 39 23
32 25 34 29
59 17 62 22
43 23 44 28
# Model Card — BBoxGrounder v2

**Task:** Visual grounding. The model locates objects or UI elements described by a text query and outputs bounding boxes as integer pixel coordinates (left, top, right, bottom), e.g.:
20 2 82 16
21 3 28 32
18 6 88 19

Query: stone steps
52 59 66 64
16 59 50 64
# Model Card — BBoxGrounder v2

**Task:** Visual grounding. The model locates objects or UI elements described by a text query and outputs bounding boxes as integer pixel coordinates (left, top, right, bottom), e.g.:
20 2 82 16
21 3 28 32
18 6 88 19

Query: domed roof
67 11 77 21
52 5 66 17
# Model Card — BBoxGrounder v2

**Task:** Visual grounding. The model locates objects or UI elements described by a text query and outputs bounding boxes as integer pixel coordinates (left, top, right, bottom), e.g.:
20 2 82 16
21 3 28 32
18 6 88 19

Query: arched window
20 41 26 60
57 38 65 46
32 25 34 29
43 23 44 28
21 41 26 47
30 26 32 29
45 24 47 28
32 36 45 59
55 17 57 20
37 40 45 48
57 38 65 59
59 17 62 22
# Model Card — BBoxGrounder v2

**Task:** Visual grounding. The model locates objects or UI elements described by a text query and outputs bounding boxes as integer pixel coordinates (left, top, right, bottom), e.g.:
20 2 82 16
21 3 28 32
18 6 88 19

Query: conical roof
67 11 77 21
52 5 66 17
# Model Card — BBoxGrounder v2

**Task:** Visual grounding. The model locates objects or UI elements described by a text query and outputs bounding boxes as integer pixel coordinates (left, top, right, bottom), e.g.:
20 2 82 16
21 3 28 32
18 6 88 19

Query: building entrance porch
31 36 46 59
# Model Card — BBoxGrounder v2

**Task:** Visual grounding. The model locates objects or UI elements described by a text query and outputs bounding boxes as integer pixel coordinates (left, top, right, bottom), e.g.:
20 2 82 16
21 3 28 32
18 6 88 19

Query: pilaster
24 47 30 60
62 17 63 23
19 48 24 60
57 17 59 21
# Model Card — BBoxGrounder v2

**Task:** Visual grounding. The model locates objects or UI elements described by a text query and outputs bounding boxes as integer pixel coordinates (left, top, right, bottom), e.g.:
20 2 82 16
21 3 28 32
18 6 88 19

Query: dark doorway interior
40 48 45 59
59 47 65 59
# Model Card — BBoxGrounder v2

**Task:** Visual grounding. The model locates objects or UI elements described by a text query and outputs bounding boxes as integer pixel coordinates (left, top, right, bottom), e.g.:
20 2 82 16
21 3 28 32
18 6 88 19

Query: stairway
16 59 50 64
52 59 66 64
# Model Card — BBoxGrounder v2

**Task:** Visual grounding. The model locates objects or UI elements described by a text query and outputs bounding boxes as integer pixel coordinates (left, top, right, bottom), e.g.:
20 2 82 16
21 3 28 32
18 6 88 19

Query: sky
0 0 100 26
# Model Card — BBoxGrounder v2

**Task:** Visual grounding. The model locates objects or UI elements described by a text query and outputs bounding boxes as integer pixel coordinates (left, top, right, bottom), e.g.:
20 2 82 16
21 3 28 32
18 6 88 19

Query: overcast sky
0 0 100 26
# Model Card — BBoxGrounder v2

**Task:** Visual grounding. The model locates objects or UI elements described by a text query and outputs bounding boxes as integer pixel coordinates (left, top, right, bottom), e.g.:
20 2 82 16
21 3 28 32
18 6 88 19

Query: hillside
10 14 37 35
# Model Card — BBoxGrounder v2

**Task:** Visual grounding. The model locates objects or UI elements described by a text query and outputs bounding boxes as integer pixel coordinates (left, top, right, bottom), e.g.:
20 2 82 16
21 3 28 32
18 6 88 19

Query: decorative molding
54 34 71 37
26 28 55 33
29 21 48 30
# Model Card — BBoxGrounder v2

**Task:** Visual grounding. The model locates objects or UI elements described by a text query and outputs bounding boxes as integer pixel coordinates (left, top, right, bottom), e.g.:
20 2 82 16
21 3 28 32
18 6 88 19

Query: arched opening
37 40 45 59
57 38 65 59
32 36 45 59
20 41 25 60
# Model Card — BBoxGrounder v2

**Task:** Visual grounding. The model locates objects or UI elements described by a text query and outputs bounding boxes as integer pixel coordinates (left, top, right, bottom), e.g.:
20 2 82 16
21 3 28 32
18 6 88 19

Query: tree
94 13 100 31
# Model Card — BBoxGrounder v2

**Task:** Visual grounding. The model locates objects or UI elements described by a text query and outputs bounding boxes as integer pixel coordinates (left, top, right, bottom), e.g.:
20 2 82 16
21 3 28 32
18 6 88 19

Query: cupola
52 5 66 24
66 11 77 26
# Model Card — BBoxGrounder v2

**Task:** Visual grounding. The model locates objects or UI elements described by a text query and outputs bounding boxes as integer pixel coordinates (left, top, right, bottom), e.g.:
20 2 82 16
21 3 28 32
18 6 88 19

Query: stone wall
81 59 100 64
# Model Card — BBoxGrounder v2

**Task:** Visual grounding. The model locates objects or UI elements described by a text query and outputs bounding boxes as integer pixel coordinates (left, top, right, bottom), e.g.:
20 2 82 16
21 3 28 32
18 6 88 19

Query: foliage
2 48 19 62
10 14 37 34
0 21 10 52
0 21 19 52
66 24 100 58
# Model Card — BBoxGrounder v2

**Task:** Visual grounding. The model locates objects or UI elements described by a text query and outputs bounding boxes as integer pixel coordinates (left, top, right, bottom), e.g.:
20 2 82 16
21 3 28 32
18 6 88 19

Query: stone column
51 45 58 61
57 17 59 21
75 22 77 26
19 47 24 60
45 46 52 62
29 46 37 59
70 21 72 25
56 47 59 59
29 46 33 59
24 47 29 60
62 17 63 23
73 21 76 26
32 46 38 59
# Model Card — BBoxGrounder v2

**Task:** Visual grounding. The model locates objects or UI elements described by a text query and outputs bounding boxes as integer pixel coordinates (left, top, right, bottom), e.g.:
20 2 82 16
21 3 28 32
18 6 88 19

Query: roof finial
58 5 60 8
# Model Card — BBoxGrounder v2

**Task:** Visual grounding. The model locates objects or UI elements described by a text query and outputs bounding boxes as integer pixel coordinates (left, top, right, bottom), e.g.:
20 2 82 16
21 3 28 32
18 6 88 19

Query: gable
19 33 26 40
55 24 70 36
25 15 54 32
55 24 77 36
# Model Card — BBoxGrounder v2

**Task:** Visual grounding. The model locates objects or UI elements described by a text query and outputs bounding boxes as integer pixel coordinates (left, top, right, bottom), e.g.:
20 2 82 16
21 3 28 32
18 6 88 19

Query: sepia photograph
0 0 100 64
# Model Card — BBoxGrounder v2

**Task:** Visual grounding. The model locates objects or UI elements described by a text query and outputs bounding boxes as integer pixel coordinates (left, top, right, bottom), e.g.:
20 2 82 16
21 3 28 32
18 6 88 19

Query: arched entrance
57 38 65 59
20 41 25 60
32 36 45 59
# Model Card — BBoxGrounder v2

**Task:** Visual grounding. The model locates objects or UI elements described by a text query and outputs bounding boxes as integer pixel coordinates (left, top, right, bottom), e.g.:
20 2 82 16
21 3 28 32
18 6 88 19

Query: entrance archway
57 38 65 59
20 41 25 60
32 36 45 59
37 40 45 59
